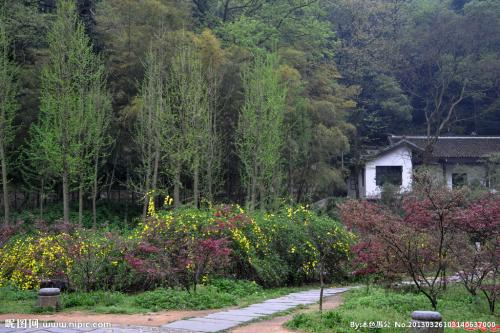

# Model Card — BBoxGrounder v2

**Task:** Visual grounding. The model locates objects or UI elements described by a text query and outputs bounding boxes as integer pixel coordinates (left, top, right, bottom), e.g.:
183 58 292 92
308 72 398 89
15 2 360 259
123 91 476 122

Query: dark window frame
452 173 468 188
376 166 403 187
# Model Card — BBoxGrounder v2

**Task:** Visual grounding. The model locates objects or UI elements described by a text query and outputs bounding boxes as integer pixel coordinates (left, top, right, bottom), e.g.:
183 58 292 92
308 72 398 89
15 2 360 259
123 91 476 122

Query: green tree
30 0 110 222
237 52 287 210
0 13 18 224
95 0 190 109
134 42 169 216
87 75 112 227
168 31 215 208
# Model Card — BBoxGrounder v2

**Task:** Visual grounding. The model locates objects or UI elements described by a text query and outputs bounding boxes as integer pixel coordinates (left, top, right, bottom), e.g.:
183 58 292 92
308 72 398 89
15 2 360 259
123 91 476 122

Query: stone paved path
0 287 351 333
161 287 351 333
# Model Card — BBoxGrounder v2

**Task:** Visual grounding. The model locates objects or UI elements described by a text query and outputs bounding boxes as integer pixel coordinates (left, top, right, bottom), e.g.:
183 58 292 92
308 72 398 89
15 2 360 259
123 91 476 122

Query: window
376 166 403 186
452 173 467 188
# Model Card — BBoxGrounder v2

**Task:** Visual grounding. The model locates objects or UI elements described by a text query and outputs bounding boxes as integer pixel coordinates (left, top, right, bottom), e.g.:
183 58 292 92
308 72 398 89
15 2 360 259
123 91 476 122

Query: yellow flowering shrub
0 201 352 291
0 234 72 290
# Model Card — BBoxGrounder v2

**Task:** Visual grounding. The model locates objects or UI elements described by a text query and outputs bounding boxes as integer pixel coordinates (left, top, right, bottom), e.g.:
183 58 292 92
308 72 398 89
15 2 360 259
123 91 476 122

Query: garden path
158 287 350 332
0 287 351 333
229 293 343 333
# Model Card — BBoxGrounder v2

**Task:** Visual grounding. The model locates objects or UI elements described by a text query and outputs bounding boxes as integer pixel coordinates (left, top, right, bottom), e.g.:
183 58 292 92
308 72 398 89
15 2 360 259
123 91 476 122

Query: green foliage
250 255 290 288
95 0 190 108
0 17 18 151
134 286 235 310
0 285 37 314
236 52 287 209
0 10 19 223
66 230 133 292
62 290 126 308
11 202 140 230
0 0 499 210
0 279 303 314
207 278 262 297
286 285 497 333
0 204 351 292
28 0 112 222
0 284 36 301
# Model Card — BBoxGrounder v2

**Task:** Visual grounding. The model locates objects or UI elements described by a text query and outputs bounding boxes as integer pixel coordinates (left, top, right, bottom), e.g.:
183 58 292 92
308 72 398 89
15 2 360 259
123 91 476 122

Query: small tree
306 214 352 312
454 194 500 313
340 170 466 309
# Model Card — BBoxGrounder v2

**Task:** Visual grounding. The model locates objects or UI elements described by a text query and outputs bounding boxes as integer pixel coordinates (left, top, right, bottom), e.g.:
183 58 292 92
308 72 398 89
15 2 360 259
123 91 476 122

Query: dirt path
229 295 343 333
0 308 221 326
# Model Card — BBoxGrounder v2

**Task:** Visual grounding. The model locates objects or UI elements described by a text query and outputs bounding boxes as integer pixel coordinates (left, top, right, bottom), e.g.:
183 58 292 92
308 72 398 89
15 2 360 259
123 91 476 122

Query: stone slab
162 319 235 333
203 314 255 323
189 315 252 326
242 307 279 315
186 318 239 326
221 310 265 317
248 303 294 310
38 288 61 296
160 328 196 333
411 311 442 321
157 327 193 333
36 328 77 333
263 299 306 305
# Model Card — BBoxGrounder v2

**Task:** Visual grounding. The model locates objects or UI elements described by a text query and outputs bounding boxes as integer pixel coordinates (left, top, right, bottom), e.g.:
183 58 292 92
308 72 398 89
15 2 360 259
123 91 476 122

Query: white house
348 135 500 199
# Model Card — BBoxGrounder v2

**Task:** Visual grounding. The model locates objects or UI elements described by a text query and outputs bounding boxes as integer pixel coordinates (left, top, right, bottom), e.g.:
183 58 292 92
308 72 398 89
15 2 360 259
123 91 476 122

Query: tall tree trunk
142 159 152 219
107 152 118 199
142 181 150 219
249 158 258 211
193 156 199 208
62 168 70 222
39 178 44 220
152 148 159 194
0 141 9 224
207 168 213 203
319 266 324 313
174 160 181 209
78 182 83 225
92 156 98 228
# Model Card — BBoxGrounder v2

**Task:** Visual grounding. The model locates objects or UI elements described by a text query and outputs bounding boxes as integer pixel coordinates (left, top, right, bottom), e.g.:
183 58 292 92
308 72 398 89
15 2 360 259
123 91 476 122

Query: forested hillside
0 0 499 222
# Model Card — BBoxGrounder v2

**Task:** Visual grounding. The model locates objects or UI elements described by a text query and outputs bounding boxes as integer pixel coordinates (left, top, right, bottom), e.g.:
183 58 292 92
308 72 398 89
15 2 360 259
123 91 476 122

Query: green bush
134 279 268 310
66 229 138 292
134 286 236 310
1 203 352 291
207 278 263 297
62 291 126 308
0 285 37 301
11 201 141 230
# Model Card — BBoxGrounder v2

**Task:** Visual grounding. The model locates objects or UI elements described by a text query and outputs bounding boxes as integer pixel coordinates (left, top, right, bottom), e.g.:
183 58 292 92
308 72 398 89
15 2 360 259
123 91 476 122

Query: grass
0 279 309 314
285 284 499 333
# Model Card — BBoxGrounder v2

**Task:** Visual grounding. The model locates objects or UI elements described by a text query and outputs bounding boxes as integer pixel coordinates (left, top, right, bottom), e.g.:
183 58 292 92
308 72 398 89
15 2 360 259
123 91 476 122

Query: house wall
444 163 487 189
358 170 366 198
364 146 413 198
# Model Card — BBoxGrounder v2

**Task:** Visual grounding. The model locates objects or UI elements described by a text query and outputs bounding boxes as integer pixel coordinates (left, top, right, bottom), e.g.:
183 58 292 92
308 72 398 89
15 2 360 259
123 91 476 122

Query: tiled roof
389 135 500 158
